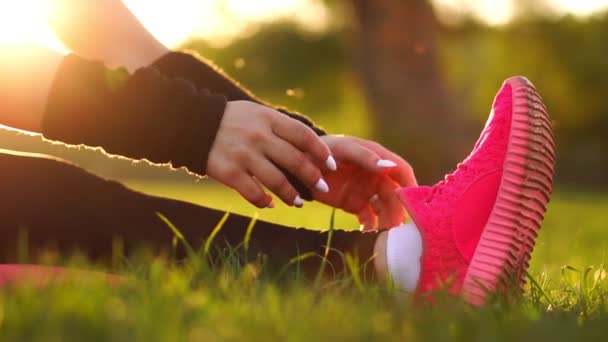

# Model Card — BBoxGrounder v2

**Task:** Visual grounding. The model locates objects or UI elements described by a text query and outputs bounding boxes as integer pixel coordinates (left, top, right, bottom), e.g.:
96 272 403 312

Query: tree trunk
350 0 472 184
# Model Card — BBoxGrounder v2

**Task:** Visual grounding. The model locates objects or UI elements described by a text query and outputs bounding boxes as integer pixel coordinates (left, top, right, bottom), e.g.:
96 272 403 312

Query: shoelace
425 163 469 203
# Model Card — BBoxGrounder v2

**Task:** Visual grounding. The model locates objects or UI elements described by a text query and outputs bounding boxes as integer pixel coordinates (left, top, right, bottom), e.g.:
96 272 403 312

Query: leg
0 149 378 277
49 0 169 71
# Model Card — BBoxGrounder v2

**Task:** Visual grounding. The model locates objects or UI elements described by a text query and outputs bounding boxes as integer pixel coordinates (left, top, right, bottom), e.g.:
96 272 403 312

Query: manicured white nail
315 178 329 193
293 195 304 207
376 159 397 168
326 156 337 171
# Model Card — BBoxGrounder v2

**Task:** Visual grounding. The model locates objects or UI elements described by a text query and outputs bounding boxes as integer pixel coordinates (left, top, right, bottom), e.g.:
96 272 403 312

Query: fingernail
315 178 329 193
377 159 397 168
267 200 275 209
293 195 304 207
326 156 337 171
369 194 379 203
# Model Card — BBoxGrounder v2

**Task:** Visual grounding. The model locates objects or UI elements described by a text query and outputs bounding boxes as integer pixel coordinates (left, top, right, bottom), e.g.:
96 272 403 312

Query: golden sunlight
0 0 329 51
433 0 515 25
0 0 607 52
124 0 330 47
0 1 66 51
554 0 608 17
122 0 220 47
0 1 49 43
433 0 608 25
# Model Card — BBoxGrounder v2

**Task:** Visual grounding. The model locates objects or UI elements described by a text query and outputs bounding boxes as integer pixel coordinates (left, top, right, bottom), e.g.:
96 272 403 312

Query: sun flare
0 0 66 51
0 1 49 43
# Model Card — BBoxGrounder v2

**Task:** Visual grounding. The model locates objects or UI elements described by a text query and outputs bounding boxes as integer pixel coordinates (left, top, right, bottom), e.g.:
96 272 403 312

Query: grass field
0 181 607 341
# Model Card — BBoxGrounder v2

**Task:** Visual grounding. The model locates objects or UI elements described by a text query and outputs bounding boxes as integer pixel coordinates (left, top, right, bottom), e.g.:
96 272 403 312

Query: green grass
0 181 607 341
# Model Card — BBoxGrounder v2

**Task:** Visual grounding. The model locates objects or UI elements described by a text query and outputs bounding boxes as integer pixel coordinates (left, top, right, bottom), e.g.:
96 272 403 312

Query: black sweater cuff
43 54 227 176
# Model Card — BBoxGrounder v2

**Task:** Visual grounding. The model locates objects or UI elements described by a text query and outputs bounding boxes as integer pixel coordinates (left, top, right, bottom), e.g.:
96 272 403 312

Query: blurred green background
1 0 606 228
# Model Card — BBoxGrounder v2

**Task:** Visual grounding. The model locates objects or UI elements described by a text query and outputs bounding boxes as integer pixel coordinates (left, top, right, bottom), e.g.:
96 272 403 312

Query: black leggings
0 149 378 277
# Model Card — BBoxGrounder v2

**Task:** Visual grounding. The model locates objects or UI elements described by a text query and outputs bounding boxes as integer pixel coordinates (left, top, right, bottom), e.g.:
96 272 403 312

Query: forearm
48 0 168 71
0 44 63 133
42 54 226 175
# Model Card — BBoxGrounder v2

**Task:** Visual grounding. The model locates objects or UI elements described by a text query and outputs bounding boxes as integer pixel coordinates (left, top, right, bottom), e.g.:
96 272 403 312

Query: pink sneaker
399 76 555 305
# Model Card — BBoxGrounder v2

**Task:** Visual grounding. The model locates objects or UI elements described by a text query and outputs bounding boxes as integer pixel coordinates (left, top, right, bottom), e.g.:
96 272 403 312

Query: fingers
272 115 334 168
233 175 274 208
331 139 382 174
377 149 417 187
330 138 407 182
213 165 273 208
248 156 305 207
372 177 405 229
265 138 329 194
388 162 417 188
357 205 378 231
339 170 381 214
356 139 418 187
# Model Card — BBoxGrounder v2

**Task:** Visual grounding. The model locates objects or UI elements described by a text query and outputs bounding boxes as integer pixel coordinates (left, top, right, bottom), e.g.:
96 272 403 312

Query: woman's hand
206 101 335 208
312 135 417 230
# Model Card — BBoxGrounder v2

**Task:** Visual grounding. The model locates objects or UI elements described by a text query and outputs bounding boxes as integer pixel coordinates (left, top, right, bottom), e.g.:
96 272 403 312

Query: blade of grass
244 212 259 252
345 253 363 291
156 212 197 260
314 208 337 288
527 270 556 308
204 211 230 257
274 252 319 282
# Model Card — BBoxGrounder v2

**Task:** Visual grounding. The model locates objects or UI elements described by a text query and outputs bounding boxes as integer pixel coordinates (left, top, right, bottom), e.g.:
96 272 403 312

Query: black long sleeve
151 51 326 136
151 51 325 199
42 54 227 176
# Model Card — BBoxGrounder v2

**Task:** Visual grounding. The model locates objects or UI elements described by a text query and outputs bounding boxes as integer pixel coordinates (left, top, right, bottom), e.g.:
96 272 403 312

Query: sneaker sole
462 76 555 305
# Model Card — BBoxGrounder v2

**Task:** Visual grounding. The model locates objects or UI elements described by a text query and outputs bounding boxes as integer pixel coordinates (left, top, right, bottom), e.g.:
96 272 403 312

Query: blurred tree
349 0 474 183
